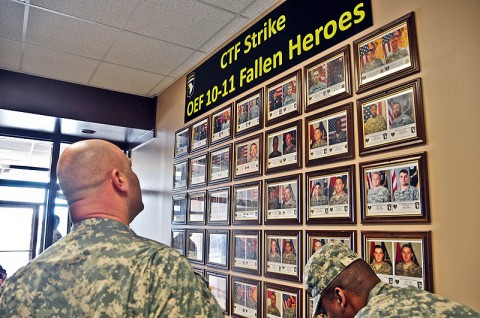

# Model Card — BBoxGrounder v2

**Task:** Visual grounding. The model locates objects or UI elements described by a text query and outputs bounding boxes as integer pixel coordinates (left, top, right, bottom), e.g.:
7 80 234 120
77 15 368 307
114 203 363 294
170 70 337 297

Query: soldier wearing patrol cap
304 241 479 317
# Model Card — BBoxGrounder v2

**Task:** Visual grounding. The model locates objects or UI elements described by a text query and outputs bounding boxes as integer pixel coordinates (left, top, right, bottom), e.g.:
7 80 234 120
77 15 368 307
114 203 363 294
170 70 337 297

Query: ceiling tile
200 0 254 14
0 39 22 71
105 32 195 75
242 0 279 19
23 45 99 84
26 7 118 59
169 51 207 78
200 16 249 53
0 0 24 42
90 62 164 96
125 0 235 49
30 0 141 28
149 76 176 96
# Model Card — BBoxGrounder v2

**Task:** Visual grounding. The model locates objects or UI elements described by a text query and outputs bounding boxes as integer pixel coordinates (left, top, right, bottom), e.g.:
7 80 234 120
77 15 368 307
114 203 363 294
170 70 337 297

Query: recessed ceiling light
81 129 96 134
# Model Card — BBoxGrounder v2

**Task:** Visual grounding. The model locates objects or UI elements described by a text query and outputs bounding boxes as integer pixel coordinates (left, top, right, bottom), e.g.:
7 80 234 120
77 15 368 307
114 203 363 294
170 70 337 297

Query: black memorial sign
185 0 372 123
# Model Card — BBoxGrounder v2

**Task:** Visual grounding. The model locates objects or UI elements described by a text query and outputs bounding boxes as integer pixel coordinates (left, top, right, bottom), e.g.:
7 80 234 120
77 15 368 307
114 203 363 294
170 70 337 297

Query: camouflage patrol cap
304 241 361 317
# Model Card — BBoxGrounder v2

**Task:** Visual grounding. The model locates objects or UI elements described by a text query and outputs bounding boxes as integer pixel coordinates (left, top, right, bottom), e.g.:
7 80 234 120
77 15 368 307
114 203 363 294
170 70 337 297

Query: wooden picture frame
171 193 187 224
172 159 188 191
190 117 209 153
265 120 302 174
189 152 208 188
357 78 426 156
305 103 354 167
305 230 356 264
208 144 232 185
304 45 352 112
354 12 420 93
211 104 233 145
206 229 230 269
264 230 302 282
206 271 230 315
187 190 206 225
232 230 261 276
305 165 355 224
231 276 261 318
235 88 264 137
361 231 433 291
174 126 190 158
232 181 262 225
266 70 302 126
233 133 263 180
264 282 302 318
264 174 302 225
186 229 205 264
359 152 429 223
207 187 230 225
171 229 186 255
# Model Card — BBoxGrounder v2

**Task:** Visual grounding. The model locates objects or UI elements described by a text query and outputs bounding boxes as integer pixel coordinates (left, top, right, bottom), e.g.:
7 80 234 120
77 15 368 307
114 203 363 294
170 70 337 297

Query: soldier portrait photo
363 103 387 135
395 242 423 278
367 241 393 276
366 170 391 204
236 92 261 134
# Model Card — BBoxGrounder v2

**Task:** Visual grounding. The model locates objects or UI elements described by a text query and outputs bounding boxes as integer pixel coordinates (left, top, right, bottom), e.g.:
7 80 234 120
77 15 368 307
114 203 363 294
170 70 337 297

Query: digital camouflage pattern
282 251 296 265
395 262 422 278
356 282 480 317
367 186 391 203
364 115 387 134
394 185 419 202
385 47 408 64
0 218 223 318
329 192 348 205
370 261 393 275
391 113 414 128
304 241 361 317
267 304 281 316
311 195 328 206
283 306 296 318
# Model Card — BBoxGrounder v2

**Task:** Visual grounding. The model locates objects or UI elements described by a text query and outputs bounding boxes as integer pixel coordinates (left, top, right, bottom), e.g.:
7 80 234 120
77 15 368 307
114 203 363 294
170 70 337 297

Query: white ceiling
0 0 280 97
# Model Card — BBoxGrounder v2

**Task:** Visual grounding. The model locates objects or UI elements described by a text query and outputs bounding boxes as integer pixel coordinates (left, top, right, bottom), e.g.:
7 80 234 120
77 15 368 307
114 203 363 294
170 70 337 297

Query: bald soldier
305 242 479 317
0 139 223 317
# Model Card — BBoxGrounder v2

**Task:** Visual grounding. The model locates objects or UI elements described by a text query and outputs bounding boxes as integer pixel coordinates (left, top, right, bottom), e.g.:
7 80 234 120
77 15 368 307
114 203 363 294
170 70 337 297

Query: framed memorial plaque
265 120 302 174
207 187 230 225
306 165 355 224
264 230 302 282
304 45 352 112
234 134 263 180
361 231 432 291
171 229 186 255
232 181 262 225
235 89 263 137
264 174 302 225
357 78 426 156
305 230 356 263
305 103 354 166
171 193 187 224
174 126 189 158
360 152 429 223
264 282 301 318
354 12 420 93
206 271 230 315
172 160 188 191
231 276 261 318
211 104 233 145
209 144 232 185
187 190 206 225
206 229 229 269
266 70 302 126
191 117 209 153
189 152 208 188
187 229 205 264
232 230 261 276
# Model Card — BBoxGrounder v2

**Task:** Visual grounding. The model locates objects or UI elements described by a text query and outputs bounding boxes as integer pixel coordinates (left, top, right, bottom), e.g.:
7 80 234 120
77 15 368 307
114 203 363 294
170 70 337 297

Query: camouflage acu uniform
386 48 408 64
394 185 419 202
391 113 414 128
395 262 422 278
329 130 347 145
283 93 296 105
0 218 223 317
249 105 259 121
267 304 281 316
370 261 393 275
311 195 328 206
310 139 327 149
282 198 296 209
283 306 296 318
365 115 387 134
268 252 281 263
356 282 479 317
368 186 391 203
329 192 348 205
282 251 296 265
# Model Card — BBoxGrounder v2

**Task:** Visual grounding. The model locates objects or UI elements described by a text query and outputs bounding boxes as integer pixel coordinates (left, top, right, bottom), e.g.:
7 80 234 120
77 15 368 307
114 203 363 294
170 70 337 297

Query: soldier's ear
334 287 347 310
